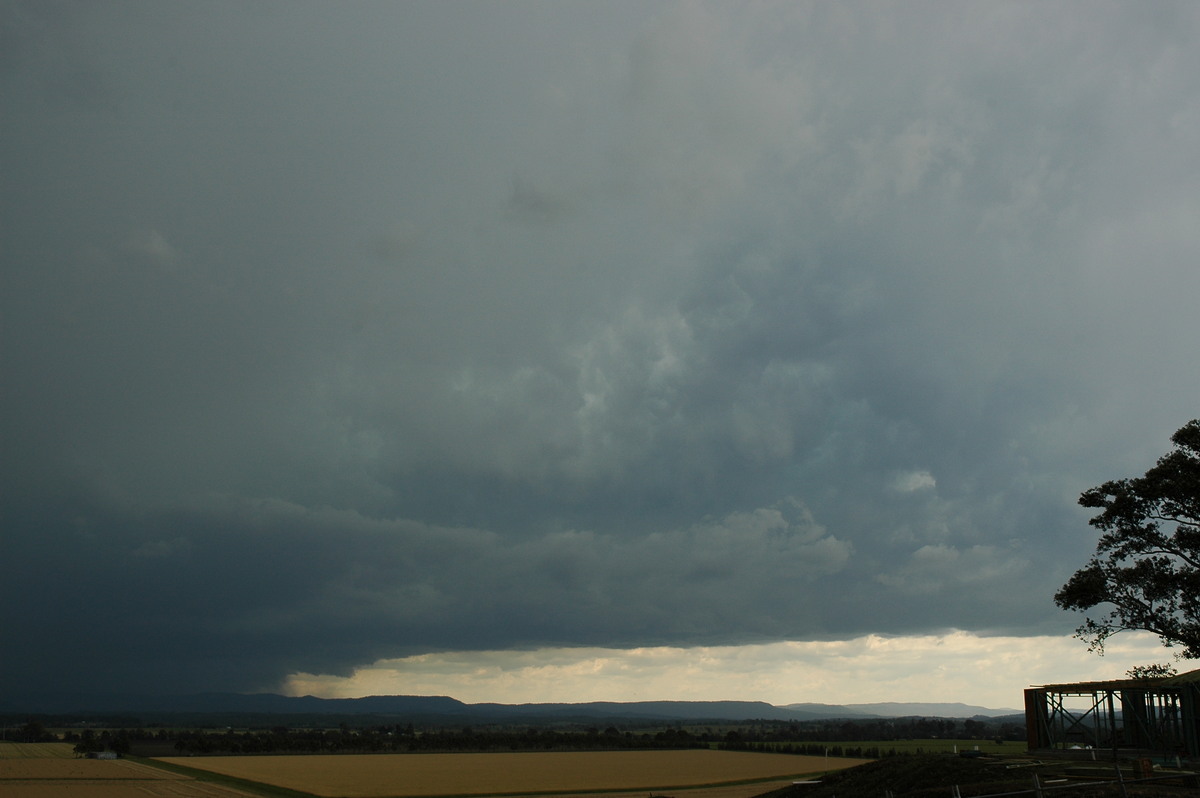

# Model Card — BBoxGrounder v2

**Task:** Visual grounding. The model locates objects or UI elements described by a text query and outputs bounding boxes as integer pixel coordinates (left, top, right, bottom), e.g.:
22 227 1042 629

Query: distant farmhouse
1025 669 1200 759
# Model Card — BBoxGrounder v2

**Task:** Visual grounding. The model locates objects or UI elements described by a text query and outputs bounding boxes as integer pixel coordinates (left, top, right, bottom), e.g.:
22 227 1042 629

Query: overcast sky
3 1 1199 709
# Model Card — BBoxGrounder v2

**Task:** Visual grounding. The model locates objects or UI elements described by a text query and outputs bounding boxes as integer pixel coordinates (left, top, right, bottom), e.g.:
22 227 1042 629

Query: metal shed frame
1025 669 1200 760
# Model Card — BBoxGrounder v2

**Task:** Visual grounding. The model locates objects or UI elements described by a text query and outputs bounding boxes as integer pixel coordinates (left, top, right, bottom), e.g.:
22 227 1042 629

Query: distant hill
470 700 824 722
3 692 1020 723
785 701 1021 718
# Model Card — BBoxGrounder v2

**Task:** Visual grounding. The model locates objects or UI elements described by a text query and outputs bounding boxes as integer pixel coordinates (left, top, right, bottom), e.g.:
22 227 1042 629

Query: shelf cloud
3 1 1198 701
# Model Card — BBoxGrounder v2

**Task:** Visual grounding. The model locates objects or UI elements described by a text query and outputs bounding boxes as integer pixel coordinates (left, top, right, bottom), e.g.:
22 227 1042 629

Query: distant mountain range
1 691 1021 722
785 701 1020 719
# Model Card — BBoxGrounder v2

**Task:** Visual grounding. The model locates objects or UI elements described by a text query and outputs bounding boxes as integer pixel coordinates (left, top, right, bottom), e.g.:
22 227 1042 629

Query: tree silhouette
1056 419 1200 660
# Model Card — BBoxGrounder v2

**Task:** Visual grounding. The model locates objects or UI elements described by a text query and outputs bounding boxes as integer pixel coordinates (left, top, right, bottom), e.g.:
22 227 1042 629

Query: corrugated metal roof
1160 666 1200 686
1028 666 1200 692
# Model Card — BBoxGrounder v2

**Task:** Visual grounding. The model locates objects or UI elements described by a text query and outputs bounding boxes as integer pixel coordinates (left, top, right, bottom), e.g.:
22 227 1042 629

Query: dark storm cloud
2 492 850 694
3 1 1200 696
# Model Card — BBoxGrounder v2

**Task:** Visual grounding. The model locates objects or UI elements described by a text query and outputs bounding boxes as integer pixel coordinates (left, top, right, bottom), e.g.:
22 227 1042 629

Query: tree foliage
1055 420 1200 659
1125 663 1177 679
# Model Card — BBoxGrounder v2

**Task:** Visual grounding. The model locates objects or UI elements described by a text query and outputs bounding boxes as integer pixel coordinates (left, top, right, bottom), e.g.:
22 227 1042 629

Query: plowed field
0 742 258 798
0 742 76 759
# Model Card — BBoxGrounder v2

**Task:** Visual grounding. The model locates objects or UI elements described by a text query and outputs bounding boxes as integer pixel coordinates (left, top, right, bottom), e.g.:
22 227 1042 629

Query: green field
755 738 1016 756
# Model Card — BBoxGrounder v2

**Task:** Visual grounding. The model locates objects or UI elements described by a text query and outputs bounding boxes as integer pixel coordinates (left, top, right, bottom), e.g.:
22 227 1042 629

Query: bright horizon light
280 630 1177 710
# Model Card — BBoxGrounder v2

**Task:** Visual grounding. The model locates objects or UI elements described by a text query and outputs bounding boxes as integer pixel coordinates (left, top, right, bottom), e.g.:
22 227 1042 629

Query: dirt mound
770 754 1197 797
788 754 1011 796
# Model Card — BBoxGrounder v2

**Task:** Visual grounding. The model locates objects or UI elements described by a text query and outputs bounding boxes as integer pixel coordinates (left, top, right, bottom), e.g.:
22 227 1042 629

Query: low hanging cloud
3 1 1200 699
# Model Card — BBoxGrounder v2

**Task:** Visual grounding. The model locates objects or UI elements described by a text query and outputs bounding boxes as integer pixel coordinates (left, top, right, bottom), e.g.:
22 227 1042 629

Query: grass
855 738 1013 754
780 753 1200 797
749 738 1016 756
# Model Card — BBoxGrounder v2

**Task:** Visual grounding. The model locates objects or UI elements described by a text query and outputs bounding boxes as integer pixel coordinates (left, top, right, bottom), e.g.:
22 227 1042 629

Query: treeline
6 721 58 743
108 724 711 756
719 741 904 758
69 728 133 756
56 715 1024 757
714 716 1025 744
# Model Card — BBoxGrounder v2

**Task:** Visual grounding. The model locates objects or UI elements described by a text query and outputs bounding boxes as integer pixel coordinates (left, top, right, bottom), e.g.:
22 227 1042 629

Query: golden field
0 742 76 759
160 749 870 798
0 742 255 798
